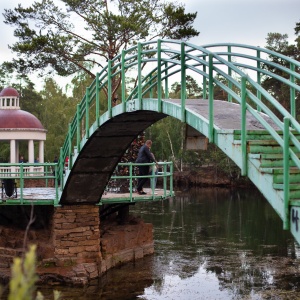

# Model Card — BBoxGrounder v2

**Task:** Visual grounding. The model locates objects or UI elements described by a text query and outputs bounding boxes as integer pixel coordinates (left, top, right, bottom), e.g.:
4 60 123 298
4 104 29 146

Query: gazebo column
16 141 19 163
10 140 16 163
39 141 44 163
10 139 16 174
28 139 34 163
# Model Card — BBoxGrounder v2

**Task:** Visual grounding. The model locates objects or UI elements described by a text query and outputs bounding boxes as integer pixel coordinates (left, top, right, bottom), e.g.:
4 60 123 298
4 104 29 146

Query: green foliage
161 3 199 40
181 143 240 180
212 74 229 101
19 80 44 122
0 144 10 162
8 245 38 300
147 75 203 169
263 28 300 120
39 78 76 161
180 149 202 169
70 73 94 100
5 245 61 300
3 0 199 105
205 144 240 177
170 75 202 99
147 117 183 162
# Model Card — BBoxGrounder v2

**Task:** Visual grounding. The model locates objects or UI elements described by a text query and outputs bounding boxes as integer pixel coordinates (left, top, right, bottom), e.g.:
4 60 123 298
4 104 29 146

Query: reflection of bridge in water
1 40 300 281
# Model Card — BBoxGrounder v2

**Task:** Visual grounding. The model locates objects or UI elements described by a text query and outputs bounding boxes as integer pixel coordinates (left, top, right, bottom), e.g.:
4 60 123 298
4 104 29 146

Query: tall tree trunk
166 131 180 171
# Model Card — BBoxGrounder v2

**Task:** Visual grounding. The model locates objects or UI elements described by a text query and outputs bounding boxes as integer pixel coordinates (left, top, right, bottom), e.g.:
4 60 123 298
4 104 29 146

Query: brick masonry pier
0 204 154 286
53 205 101 264
49 204 153 285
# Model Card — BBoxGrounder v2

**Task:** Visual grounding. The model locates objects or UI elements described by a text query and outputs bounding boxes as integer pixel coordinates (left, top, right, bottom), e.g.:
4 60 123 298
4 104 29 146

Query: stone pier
100 218 154 274
52 205 101 284
48 204 154 285
53 205 101 264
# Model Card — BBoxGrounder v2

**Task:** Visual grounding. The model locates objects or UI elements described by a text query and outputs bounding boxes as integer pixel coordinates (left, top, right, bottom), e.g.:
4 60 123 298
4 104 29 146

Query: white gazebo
0 87 47 174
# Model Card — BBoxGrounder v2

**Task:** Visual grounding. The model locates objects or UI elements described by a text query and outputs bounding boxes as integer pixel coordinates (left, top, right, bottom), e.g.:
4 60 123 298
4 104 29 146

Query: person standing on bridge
136 140 157 195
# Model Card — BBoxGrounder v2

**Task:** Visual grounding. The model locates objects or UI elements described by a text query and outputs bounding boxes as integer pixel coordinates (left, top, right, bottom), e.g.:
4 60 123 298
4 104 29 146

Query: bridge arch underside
60 110 167 205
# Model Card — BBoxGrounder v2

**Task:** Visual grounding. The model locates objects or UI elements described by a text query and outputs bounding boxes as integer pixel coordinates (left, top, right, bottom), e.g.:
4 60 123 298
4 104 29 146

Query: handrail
104 161 174 203
0 161 173 205
0 163 58 205
126 41 300 172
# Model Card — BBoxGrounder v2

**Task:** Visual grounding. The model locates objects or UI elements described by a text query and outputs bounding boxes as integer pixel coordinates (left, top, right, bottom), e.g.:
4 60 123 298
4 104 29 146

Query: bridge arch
61 110 167 204
58 40 300 243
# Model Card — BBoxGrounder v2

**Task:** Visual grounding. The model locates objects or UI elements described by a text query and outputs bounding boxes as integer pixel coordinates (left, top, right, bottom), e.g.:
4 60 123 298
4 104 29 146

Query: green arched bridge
1 40 300 244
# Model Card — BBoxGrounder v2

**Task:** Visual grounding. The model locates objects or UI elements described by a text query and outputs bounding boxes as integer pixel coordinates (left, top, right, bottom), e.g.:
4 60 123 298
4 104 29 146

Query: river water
40 187 300 299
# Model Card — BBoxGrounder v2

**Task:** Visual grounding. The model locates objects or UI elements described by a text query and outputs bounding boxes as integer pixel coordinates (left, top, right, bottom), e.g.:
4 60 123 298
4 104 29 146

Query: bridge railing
125 41 300 216
201 43 300 116
196 44 300 229
59 40 300 155
103 161 174 203
0 163 58 205
57 40 300 214
0 161 173 205
123 41 300 141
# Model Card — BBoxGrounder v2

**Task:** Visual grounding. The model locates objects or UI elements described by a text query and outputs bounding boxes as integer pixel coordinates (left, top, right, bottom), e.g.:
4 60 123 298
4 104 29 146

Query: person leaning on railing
135 140 158 195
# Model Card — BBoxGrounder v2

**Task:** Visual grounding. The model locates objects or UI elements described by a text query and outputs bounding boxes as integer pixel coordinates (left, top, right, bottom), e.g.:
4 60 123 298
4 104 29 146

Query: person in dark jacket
136 140 157 194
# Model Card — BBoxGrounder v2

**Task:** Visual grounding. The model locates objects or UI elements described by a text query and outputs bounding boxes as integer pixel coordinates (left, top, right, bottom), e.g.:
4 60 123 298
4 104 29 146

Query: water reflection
133 188 300 299
37 187 300 299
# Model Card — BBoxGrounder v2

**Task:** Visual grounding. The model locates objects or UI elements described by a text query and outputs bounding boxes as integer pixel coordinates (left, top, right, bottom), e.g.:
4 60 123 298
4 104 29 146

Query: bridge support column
50 204 154 285
53 205 101 283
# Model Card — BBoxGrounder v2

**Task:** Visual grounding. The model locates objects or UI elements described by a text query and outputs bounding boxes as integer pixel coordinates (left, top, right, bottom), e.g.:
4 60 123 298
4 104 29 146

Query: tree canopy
3 0 199 80
262 25 300 117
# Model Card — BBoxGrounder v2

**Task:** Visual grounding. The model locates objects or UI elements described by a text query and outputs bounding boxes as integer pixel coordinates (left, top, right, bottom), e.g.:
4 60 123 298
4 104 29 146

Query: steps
249 153 300 168
230 129 300 244
234 130 300 207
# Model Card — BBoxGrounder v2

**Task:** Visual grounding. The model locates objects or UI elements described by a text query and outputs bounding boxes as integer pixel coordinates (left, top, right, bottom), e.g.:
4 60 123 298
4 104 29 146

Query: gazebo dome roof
0 87 20 98
0 110 44 130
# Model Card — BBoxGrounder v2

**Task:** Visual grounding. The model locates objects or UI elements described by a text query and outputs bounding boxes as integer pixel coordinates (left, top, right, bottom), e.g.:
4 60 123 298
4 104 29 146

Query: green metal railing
102 161 174 204
0 161 173 205
0 163 58 205
0 40 299 221
54 40 299 213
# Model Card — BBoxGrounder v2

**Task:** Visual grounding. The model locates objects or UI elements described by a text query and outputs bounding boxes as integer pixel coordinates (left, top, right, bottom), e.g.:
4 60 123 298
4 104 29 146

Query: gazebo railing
0 165 45 176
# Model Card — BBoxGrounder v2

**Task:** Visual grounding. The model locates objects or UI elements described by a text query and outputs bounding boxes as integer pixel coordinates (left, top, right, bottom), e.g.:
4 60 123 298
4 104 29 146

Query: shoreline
173 166 253 188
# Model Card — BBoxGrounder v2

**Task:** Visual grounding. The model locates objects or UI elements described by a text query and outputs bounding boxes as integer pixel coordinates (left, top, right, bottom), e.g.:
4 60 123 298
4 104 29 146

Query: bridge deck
167 99 279 130
1 187 57 205
100 188 172 204
0 187 171 205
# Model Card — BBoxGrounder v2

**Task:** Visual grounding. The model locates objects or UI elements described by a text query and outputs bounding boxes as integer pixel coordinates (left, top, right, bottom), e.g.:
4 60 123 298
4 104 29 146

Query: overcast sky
0 0 299 88
186 0 299 46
